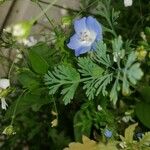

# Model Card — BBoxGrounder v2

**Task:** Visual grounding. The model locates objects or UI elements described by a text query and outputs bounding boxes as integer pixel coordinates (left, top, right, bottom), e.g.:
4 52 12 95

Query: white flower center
79 30 96 46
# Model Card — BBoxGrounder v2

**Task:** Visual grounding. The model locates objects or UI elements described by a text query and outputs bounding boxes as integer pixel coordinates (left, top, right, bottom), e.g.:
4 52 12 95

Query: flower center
79 30 96 46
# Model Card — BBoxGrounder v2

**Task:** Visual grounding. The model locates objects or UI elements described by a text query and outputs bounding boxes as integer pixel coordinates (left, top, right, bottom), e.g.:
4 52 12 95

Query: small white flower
18 36 37 47
12 24 25 37
3 27 11 33
23 36 37 47
124 0 133 7
97 105 103 111
0 79 10 89
1 97 8 110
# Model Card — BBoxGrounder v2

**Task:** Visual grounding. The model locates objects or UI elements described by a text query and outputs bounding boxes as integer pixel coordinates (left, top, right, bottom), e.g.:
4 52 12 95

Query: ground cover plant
0 0 150 149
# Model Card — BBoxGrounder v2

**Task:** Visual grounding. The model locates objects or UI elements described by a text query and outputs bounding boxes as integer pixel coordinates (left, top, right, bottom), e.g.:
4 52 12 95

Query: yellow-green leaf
64 135 99 150
124 123 138 143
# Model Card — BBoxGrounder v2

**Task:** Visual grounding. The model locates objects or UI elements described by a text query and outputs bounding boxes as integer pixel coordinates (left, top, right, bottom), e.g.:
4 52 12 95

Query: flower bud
2 125 16 136
124 0 133 7
0 79 10 89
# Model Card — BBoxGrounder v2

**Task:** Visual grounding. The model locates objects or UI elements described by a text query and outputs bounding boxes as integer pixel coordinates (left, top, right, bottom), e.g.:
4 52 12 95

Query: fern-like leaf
93 41 112 67
44 65 80 105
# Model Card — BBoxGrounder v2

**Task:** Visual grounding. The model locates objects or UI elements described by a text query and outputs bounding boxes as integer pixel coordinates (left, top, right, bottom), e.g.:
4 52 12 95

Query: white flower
12 24 25 37
1 97 8 110
97 105 103 111
22 36 37 47
18 36 37 47
0 79 10 89
3 27 11 33
124 0 133 7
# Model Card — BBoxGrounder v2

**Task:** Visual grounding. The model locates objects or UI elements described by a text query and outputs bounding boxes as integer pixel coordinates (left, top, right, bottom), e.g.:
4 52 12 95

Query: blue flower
67 16 102 56
104 129 112 138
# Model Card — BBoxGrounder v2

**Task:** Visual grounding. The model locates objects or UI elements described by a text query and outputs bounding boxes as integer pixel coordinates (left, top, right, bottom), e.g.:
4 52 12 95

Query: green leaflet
18 69 40 91
135 102 150 129
44 65 80 105
74 109 92 141
28 49 49 74
124 123 138 143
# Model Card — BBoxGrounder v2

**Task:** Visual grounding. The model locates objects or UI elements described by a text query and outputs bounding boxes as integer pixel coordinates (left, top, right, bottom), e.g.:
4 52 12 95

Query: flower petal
86 16 102 40
75 46 91 56
67 34 82 50
1 97 8 110
74 17 87 33
0 79 10 89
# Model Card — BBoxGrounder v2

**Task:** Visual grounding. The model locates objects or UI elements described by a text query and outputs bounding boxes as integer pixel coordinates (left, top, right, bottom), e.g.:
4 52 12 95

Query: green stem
52 96 58 120
10 90 27 125
33 0 58 23
8 59 15 79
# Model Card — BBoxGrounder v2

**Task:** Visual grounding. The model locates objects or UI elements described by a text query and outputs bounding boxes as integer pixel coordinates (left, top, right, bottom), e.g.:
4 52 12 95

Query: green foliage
122 52 143 96
18 69 40 90
78 56 112 100
135 102 150 129
124 123 138 143
140 132 150 147
119 123 150 149
93 41 112 67
28 49 49 74
139 86 150 103
73 101 115 141
96 0 120 37
44 65 80 105
5 91 49 118
45 37 143 105
48 129 71 150
74 108 92 141
0 0 150 149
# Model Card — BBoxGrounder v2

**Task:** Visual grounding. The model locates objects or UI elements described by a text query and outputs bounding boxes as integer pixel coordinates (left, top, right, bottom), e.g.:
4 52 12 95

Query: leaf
122 71 130 96
64 135 99 150
49 129 71 150
127 63 143 85
112 36 123 53
94 41 112 67
78 57 110 100
74 109 92 141
83 73 113 100
44 65 80 105
122 52 143 96
28 42 59 67
124 123 138 143
28 50 49 74
110 79 119 105
78 57 104 77
140 132 150 146
5 91 50 118
139 86 150 103
18 69 40 90
135 102 150 128
125 52 137 69
98 141 119 150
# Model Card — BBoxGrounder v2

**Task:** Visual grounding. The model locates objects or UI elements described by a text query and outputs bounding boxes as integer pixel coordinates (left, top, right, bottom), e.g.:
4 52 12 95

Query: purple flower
67 16 102 56
104 129 112 138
